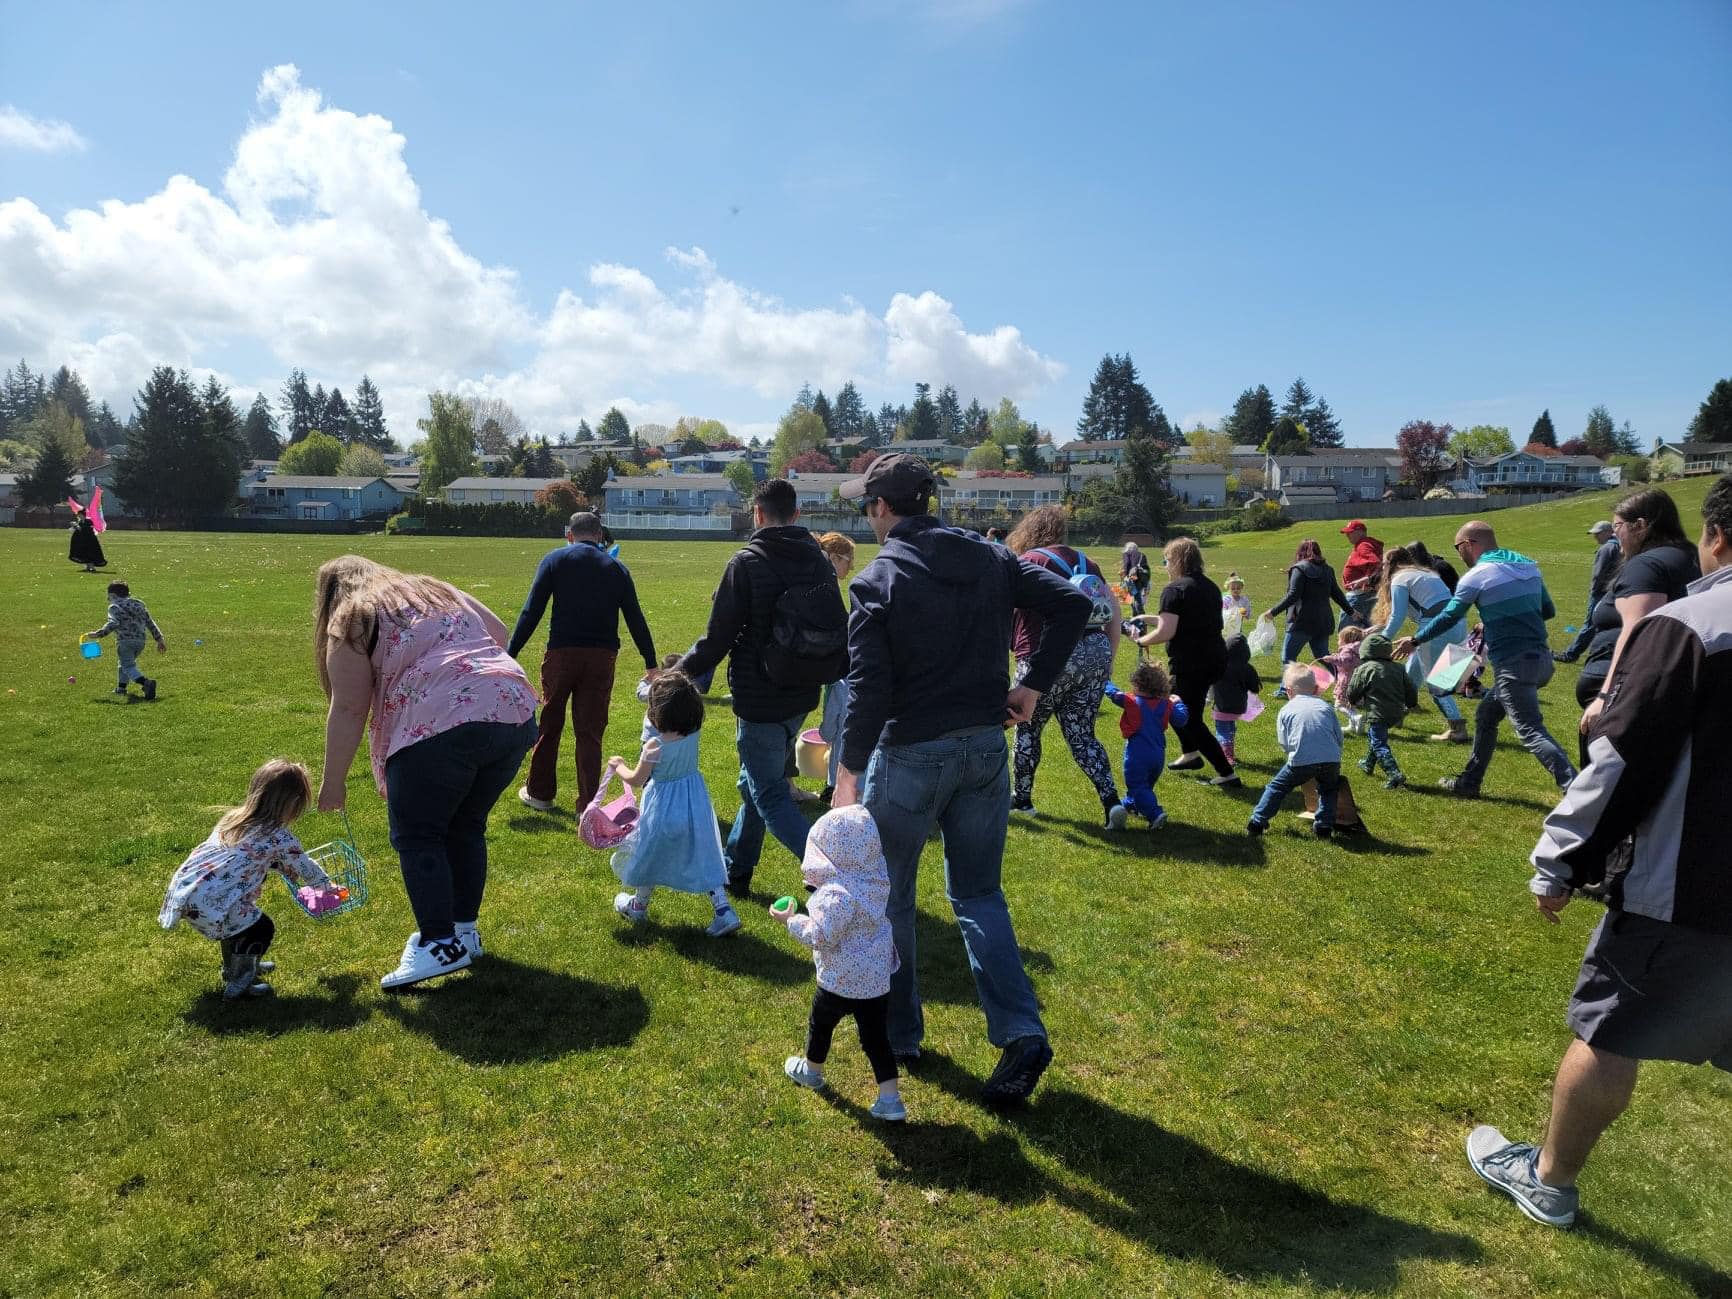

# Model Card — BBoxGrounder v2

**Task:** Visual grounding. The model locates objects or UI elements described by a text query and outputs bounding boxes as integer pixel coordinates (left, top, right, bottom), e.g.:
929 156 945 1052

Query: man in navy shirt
509 511 657 814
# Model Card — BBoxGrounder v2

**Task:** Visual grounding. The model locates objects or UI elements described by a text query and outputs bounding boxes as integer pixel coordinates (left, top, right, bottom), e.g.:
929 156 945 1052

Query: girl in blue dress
606 670 741 937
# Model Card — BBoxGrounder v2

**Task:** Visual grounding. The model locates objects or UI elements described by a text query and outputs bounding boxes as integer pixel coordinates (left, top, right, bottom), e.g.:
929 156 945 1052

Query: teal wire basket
290 810 369 919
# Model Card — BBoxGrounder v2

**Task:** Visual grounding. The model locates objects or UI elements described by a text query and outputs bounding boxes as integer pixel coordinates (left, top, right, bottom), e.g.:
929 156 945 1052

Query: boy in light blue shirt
1248 663 1342 839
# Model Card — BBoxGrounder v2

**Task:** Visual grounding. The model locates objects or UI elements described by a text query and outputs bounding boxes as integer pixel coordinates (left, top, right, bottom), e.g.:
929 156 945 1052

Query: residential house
668 448 764 478
546 442 627 474
443 477 567 506
1652 441 1732 477
940 473 1066 512
601 474 740 515
0 472 18 523
1461 452 1619 493
385 471 421 497
249 475 407 520
784 472 855 512
1274 484 1343 510
383 452 418 469
1167 464 1228 506
1267 449 1403 502
881 439 968 466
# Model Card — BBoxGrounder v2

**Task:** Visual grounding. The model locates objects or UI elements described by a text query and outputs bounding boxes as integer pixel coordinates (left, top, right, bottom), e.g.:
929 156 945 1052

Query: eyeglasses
858 496 878 518
1453 539 1473 555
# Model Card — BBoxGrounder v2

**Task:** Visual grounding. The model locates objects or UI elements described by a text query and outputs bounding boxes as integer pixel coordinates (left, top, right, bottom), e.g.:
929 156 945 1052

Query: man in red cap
1338 520 1384 630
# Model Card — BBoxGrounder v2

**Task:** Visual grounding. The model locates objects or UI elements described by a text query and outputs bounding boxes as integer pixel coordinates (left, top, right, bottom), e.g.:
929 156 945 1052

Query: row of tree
273 371 392 454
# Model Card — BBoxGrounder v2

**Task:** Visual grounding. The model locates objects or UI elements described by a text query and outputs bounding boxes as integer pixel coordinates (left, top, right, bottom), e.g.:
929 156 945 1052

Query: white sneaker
614 892 650 925
1150 811 1168 831
706 907 742 938
1106 804 1129 832
380 932 471 990
455 922 483 958
784 1056 827 1091
517 786 555 812
870 1093 908 1122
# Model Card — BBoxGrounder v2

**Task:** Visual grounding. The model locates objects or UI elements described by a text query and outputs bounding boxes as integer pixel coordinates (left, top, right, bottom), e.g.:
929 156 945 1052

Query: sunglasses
858 496 879 517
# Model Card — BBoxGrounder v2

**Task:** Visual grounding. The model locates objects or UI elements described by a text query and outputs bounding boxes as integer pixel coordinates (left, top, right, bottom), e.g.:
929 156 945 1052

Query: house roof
1280 485 1341 500
442 476 568 491
787 473 855 488
605 475 735 491
944 475 1067 492
1168 464 1227 477
255 476 400 490
1274 451 1398 468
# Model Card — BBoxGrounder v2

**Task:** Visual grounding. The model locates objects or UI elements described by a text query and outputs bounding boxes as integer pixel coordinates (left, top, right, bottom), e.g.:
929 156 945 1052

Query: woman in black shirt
1574 488 1699 766
1132 537 1238 785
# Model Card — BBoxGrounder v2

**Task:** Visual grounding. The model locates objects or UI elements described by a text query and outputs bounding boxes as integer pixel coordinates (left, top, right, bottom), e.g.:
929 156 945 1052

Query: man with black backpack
678 478 848 896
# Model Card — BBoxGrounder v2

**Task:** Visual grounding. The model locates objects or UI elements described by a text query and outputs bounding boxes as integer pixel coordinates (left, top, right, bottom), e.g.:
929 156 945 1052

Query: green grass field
3 482 1727 1298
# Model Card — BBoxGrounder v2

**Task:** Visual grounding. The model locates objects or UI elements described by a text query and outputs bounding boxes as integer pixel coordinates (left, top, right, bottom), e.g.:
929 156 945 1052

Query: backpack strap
1035 546 1077 578
746 540 793 592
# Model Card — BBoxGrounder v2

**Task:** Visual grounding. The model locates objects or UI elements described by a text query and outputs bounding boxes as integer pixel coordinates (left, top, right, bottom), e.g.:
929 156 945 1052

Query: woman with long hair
1005 506 1124 824
314 556 537 990
1574 487 1699 764
1372 545 1469 743
1132 537 1238 786
1263 538 1354 695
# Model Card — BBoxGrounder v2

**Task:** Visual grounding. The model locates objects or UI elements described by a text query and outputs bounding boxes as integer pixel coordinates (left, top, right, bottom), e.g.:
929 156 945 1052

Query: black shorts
1568 911 1732 1071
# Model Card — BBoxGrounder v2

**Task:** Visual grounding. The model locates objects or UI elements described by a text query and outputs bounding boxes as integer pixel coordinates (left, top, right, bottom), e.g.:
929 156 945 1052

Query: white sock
634 885 654 904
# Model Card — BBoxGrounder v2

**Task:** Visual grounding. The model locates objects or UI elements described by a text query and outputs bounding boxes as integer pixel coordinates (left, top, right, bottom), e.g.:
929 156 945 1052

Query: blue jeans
1251 760 1340 830
116 637 147 688
1339 589 1375 631
1408 653 1465 722
723 714 811 886
384 718 537 940
1364 721 1401 777
863 726 1046 1054
1459 651 1577 791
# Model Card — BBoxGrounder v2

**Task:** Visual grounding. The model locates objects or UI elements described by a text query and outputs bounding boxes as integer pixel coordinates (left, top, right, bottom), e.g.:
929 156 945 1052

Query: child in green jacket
1347 633 1418 789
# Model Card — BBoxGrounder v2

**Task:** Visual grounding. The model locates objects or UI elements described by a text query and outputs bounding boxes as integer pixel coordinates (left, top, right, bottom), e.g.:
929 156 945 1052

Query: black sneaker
1246 817 1267 836
1313 824 1334 840
981 1035 1053 1105
141 678 157 702
1438 776 1480 799
724 874 753 900
1334 818 1370 837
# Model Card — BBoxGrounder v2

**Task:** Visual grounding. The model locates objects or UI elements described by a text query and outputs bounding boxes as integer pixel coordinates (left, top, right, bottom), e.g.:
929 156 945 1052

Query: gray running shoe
1465 1125 1578 1228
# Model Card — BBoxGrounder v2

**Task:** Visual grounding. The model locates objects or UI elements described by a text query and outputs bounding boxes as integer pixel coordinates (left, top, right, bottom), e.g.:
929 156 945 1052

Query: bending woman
1372 546 1468 744
315 556 538 990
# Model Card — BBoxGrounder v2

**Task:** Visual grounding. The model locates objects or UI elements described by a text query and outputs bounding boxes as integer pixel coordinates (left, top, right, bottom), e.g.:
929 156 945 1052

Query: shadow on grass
1577 1218 1732 1299
1016 814 1268 868
502 812 572 835
182 973 370 1036
905 907 1055 1007
875 1050 1481 1292
379 956 647 1064
615 922 813 986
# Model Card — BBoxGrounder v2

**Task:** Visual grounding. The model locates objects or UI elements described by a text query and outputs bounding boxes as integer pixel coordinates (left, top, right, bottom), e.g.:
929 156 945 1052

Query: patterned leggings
1013 632 1119 807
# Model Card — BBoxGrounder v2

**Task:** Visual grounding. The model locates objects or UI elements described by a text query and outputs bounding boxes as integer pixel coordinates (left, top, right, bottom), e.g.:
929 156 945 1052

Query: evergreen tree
962 397 990 446
1614 420 1640 456
596 407 632 445
875 403 899 445
1687 378 1732 444
575 418 594 441
280 369 316 443
1017 425 1042 473
907 383 940 441
529 439 557 477
1303 395 1344 448
935 384 962 442
1077 353 1170 443
15 435 75 507
1264 415 1310 456
860 410 880 446
1529 409 1558 448
351 375 390 449
1223 385 1277 447
831 381 865 441
1582 404 1617 458
811 390 834 436
1116 432 1178 538
792 383 815 412
416 391 479 494
1 360 46 438
1280 376 1314 422
322 387 353 443
117 367 243 522
89 400 123 450
309 383 328 436
50 366 93 431
242 393 281 460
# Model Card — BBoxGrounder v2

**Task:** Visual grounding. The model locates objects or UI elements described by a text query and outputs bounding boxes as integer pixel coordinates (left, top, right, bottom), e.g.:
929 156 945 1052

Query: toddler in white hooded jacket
774 805 905 1121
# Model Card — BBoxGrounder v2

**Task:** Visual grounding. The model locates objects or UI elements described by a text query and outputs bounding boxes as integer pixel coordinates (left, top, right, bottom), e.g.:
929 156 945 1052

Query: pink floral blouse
367 597 537 793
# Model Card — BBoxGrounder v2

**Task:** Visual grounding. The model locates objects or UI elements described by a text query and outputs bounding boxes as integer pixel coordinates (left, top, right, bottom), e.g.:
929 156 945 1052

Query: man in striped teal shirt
1397 520 1577 798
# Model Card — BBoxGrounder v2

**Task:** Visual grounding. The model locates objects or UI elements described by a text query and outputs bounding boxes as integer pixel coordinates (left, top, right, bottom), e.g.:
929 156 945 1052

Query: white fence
603 512 731 532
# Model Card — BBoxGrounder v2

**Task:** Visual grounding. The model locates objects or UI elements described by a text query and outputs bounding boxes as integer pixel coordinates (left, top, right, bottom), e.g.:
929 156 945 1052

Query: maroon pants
525 647 618 809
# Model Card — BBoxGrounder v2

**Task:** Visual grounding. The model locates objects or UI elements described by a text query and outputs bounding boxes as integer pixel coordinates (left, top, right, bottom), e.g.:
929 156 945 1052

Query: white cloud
1179 409 1224 432
0 66 1060 438
0 106 87 153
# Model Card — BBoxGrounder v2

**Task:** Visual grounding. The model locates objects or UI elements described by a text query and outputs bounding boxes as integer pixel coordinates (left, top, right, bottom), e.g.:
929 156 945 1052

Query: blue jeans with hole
1250 760 1340 830
384 718 537 941
863 725 1046 1054
1458 651 1577 791
723 714 811 887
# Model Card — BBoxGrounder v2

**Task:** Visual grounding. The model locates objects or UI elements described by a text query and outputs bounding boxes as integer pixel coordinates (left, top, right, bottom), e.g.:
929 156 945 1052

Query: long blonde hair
1371 545 1420 631
1006 504 1068 556
216 759 312 845
314 555 464 696
1163 537 1203 578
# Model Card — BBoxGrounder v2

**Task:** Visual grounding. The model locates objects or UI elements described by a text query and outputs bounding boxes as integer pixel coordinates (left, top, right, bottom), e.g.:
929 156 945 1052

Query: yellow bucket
795 728 831 781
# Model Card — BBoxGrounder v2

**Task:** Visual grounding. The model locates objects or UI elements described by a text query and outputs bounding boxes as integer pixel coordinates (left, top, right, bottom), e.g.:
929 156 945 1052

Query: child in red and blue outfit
1103 661 1189 831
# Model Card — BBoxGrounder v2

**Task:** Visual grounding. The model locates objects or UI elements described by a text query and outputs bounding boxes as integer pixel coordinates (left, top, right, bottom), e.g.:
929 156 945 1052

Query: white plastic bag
1247 614 1277 658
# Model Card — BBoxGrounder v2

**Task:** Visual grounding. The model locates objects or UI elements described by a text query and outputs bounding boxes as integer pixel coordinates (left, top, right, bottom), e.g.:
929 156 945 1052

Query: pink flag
88 487 107 533
66 496 84 515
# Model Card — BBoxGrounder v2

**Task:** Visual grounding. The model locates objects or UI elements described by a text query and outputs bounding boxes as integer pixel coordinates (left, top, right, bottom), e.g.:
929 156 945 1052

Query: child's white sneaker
1149 811 1168 831
1106 804 1128 832
455 922 483 958
613 892 650 925
870 1093 908 1122
379 932 471 990
784 1056 827 1091
706 906 742 938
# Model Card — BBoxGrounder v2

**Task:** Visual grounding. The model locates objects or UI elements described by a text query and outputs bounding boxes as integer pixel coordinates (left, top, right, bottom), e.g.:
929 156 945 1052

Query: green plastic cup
771 895 796 916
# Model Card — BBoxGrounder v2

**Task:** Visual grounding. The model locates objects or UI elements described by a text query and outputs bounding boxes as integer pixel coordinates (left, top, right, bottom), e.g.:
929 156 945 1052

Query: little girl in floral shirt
159 759 338 1000
776 806 904 1121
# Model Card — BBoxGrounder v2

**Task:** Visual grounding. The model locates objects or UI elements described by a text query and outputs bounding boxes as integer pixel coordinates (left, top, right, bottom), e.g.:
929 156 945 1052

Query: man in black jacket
679 479 835 894
835 454 1091 1104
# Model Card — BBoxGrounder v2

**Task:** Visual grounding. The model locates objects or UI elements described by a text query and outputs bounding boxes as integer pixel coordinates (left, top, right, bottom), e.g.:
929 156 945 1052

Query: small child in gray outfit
87 581 167 700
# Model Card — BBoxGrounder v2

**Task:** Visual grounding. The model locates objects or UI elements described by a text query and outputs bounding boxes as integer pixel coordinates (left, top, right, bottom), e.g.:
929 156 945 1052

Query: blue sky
2 0 1728 447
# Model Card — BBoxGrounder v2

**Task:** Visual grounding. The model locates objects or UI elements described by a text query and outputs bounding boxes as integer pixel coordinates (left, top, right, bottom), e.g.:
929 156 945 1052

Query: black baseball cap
840 452 937 502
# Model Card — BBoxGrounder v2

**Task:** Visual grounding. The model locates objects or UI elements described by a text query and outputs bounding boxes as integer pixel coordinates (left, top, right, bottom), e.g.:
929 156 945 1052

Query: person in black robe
69 514 107 571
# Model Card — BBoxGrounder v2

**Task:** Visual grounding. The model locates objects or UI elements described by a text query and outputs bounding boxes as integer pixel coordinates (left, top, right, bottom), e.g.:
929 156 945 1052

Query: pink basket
579 774 639 849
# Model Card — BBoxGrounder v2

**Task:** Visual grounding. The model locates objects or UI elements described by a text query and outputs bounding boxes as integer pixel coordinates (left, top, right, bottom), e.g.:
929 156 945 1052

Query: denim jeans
1339 589 1375 631
1251 760 1340 830
1459 651 1577 791
723 714 812 886
384 718 537 941
1408 652 1465 722
863 726 1046 1054
1559 597 1597 660
116 636 147 688
1364 721 1401 777
1281 627 1331 667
